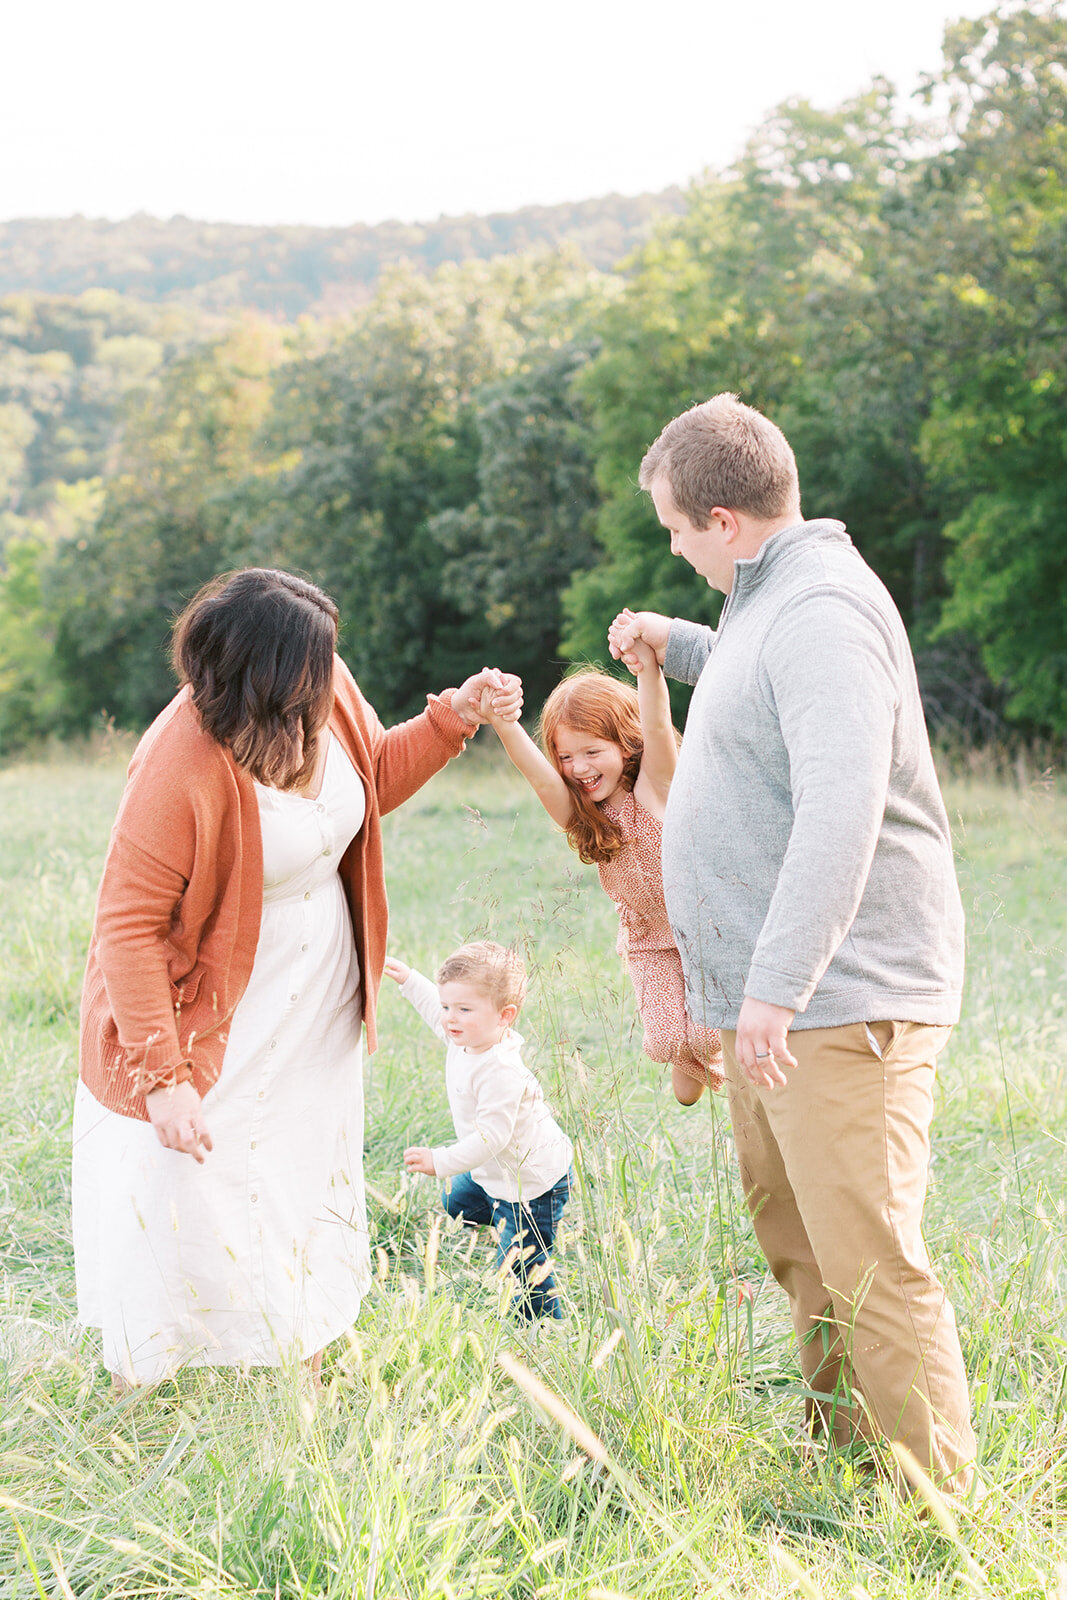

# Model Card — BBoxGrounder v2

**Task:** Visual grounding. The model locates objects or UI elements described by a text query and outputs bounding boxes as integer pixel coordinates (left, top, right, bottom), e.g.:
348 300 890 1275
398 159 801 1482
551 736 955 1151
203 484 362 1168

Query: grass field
0 738 1065 1598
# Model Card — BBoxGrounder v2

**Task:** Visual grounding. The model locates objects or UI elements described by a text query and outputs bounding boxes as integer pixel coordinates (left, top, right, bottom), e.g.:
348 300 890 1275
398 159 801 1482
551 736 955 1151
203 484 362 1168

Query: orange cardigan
79 658 470 1120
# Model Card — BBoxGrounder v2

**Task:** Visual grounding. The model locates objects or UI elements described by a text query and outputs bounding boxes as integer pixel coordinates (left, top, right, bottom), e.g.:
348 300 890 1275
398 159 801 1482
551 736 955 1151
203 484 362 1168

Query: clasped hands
607 608 671 673
452 668 522 727
462 613 671 722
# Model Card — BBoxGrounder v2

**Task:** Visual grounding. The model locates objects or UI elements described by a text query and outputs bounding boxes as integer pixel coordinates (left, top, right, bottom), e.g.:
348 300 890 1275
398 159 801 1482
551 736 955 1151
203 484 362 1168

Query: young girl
485 626 722 1104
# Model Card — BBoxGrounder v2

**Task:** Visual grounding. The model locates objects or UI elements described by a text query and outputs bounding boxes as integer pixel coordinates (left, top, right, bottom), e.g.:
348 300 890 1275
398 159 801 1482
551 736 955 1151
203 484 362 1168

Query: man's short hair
638 392 800 526
436 940 527 1013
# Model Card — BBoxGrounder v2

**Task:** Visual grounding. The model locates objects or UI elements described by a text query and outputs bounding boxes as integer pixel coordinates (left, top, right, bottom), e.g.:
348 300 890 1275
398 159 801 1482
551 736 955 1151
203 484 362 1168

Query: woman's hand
404 1145 436 1176
145 1079 213 1163
452 669 523 726
383 955 410 985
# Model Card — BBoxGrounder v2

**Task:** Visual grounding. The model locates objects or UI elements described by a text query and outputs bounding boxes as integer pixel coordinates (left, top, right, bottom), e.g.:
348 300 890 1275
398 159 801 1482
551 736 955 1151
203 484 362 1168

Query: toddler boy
384 941 573 1320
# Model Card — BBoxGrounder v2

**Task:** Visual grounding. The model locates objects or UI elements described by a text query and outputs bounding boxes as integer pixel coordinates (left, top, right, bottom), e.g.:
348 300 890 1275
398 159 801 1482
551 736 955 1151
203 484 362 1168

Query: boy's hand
404 1145 436 1176
383 956 410 985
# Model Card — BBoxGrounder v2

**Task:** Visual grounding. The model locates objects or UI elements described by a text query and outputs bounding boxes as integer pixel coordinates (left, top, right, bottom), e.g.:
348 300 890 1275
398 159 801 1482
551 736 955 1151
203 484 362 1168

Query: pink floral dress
598 789 722 1090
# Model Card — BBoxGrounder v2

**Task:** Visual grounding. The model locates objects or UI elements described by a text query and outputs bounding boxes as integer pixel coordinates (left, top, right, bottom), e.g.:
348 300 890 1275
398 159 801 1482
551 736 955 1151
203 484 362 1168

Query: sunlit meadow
1 736 1064 1598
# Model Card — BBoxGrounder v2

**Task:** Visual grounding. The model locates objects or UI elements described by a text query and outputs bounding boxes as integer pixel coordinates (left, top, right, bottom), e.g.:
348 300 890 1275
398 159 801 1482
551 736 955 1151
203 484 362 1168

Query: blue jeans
442 1169 571 1321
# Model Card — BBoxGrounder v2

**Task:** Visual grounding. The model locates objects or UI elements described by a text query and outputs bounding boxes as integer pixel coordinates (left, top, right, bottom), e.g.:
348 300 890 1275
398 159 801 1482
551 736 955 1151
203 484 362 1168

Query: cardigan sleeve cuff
426 691 474 751
126 1034 196 1097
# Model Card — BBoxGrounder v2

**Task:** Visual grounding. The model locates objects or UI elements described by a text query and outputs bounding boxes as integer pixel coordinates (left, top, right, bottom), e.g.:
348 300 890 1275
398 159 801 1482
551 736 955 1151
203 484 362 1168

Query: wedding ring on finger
755 1051 770 1060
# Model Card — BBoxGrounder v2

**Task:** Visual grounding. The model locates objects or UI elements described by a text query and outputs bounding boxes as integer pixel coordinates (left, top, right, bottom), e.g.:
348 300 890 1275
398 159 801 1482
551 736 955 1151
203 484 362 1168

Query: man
609 392 975 1493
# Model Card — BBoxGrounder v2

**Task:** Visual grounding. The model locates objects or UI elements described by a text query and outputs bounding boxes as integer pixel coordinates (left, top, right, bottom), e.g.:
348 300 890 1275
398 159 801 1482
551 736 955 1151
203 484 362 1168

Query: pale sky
3 0 995 228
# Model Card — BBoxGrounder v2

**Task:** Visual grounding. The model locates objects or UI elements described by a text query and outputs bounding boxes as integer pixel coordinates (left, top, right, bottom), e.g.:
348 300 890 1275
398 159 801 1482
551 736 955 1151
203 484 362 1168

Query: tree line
0 190 684 320
0 0 1064 755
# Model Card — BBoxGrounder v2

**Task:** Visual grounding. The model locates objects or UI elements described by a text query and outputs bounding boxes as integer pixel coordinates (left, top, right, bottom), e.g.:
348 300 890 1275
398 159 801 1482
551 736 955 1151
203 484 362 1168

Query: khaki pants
721 1021 976 1493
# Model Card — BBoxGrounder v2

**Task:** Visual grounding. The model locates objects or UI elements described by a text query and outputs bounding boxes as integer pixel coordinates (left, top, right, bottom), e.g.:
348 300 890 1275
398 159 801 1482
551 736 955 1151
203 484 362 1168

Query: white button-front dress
72 734 371 1383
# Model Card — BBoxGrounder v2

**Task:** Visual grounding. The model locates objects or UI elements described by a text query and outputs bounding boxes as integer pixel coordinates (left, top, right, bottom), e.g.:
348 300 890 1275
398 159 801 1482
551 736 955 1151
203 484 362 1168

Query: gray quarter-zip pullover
661 518 965 1031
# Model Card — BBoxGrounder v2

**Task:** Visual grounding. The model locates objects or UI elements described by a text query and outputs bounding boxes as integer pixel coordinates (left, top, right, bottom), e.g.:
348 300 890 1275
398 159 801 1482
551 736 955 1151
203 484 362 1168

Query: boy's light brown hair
436 941 527 1013
638 392 800 526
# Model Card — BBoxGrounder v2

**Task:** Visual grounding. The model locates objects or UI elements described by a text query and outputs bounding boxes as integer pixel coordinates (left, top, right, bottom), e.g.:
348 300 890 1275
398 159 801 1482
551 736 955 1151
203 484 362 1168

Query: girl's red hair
538 669 645 864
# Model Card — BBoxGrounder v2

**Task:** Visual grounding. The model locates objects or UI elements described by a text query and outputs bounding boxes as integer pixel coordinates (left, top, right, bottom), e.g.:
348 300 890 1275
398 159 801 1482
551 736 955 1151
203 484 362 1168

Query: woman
73 568 520 1385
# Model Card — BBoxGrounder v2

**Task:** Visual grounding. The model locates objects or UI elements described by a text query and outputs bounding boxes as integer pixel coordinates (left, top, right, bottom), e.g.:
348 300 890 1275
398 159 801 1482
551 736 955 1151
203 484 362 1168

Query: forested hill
0 191 685 317
2 5 1065 755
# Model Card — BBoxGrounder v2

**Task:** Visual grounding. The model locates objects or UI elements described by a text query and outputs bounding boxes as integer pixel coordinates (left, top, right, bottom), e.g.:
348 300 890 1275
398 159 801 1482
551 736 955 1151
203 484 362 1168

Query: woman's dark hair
171 569 339 789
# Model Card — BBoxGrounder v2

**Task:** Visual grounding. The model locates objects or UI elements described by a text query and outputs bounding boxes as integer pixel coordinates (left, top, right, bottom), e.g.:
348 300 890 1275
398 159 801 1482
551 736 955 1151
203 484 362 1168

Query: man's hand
624 634 658 675
452 669 523 726
607 609 671 668
735 997 798 1089
145 1079 213 1163
383 956 410 985
404 1145 436 1176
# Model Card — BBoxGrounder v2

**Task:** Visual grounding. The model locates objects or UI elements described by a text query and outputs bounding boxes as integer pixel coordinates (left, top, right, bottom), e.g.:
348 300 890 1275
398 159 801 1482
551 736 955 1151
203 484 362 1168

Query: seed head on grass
496 1351 609 1465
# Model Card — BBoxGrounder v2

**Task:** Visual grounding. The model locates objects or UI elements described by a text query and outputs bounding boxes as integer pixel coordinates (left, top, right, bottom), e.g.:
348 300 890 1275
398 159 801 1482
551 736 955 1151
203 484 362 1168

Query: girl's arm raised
484 697 575 829
629 632 677 808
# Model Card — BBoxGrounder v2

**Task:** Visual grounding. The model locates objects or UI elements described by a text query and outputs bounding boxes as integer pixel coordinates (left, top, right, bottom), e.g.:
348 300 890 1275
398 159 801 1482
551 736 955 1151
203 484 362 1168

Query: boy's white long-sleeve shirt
398 970 572 1202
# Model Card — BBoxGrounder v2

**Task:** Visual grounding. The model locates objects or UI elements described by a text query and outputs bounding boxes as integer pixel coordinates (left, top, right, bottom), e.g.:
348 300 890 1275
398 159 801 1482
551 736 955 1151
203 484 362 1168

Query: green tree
51 321 284 729
0 479 103 752
918 2 1067 731
431 339 602 705
257 257 604 716
564 82 924 665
